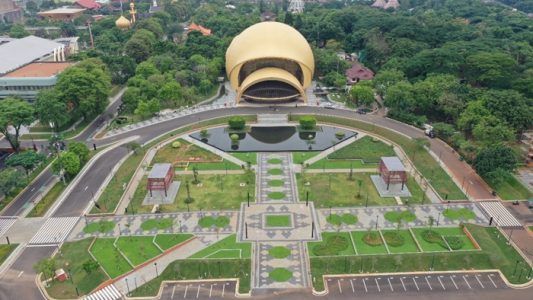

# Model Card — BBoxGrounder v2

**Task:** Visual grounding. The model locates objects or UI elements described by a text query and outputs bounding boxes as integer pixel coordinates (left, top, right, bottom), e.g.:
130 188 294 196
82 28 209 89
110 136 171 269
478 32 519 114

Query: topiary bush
421 230 448 249
230 134 239 142
228 116 246 130
335 131 345 139
444 236 464 250
171 141 181 148
299 116 316 130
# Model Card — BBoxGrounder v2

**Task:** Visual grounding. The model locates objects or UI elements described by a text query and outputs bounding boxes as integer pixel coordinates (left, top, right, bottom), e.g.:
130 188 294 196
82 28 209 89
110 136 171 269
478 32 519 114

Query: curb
0 243 25 278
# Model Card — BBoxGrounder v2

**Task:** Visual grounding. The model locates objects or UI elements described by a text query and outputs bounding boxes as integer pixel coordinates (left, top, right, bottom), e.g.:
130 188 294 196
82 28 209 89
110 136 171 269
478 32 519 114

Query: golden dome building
225 22 314 103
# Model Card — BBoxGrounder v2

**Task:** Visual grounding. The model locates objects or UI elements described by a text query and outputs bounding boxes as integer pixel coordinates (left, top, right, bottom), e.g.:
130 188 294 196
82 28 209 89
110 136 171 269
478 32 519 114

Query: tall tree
68 142 90 165
6 151 46 175
349 85 375 107
0 168 26 197
0 97 35 152
34 89 68 131
474 145 517 178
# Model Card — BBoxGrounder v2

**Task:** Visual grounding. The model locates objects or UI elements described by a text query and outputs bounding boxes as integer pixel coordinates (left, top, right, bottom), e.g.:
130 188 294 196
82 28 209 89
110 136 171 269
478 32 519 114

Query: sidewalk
303 134 364 166
182 135 246 167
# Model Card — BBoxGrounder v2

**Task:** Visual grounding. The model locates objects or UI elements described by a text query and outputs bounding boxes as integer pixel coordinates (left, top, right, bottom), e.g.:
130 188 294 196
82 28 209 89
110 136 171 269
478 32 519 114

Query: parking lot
325 272 507 296
159 280 237 299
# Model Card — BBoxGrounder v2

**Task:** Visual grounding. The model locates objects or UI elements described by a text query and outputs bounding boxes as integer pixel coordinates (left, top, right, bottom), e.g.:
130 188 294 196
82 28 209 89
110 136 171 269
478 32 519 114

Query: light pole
125 278 130 296
436 212 441 227
375 215 379 230
154 262 158 277
118 223 122 236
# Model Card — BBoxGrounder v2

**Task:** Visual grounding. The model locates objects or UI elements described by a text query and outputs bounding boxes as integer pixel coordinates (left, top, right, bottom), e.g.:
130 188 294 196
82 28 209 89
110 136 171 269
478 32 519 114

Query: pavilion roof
148 163 172 179
381 157 406 172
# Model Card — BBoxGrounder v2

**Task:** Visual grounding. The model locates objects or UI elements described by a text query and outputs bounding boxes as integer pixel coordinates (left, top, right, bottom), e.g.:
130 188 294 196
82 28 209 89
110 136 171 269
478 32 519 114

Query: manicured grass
269 246 291 259
83 220 115 234
432 227 477 250
198 216 230 228
268 168 283 175
115 236 162 266
154 234 194 250
326 213 358 225
442 208 476 220
268 191 286 200
265 215 291 227
189 234 251 259
140 218 174 231
231 152 257 165
129 259 251 296
308 158 375 169
130 172 255 213
381 230 419 253
412 228 449 252
27 181 66 217
308 232 355 256
46 239 108 299
298 115 465 200
269 268 293 282
268 179 284 187
90 238 132 279
297 173 425 208
152 139 221 166
328 136 395 162
351 231 388 255
384 210 417 223
267 158 283 164
0 244 17 265
178 160 241 171
292 151 320 164
486 175 532 200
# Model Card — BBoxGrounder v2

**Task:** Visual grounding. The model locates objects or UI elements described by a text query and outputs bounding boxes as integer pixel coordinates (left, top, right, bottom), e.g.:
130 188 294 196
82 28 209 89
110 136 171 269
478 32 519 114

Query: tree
125 141 141 155
68 142 90 165
6 151 46 175
473 145 517 178
383 81 414 112
0 97 35 152
33 258 56 281
457 100 491 133
121 87 144 113
432 123 456 141
299 116 316 130
472 116 515 145
0 168 26 197
323 72 346 88
9 24 29 38
34 89 68 131
465 52 517 88
82 260 100 274
228 116 246 130
52 151 81 180
373 69 405 96
481 89 533 134
349 85 374 107
158 81 183 107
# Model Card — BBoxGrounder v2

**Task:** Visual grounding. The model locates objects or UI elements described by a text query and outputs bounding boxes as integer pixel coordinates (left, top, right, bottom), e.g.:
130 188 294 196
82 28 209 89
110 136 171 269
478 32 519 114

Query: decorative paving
257 153 297 203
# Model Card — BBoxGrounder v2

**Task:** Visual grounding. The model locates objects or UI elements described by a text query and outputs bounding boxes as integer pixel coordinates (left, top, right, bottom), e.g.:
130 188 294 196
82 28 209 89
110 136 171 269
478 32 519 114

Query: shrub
228 116 246 130
362 231 383 246
445 236 464 250
335 131 345 139
171 141 181 148
421 230 448 249
230 134 239 142
383 231 405 247
299 116 316 130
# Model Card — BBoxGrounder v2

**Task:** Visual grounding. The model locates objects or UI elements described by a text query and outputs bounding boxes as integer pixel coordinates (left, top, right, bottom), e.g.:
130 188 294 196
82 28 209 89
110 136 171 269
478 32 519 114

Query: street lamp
125 278 130 295
154 262 158 277
118 223 122 236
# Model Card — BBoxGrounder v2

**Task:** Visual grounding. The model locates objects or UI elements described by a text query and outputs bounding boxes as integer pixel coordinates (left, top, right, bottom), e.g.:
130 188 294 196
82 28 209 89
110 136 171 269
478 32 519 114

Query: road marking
438 276 446 290
463 276 472 289
400 277 406 291
475 275 485 289
450 276 458 290
184 285 188 298
196 285 200 298
412 277 420 291
338 279 343 294
209 285 213 298
84 185 88 191
375 278 381 292
30 188 35 192
363 278 368 292
350 279 355 293
222 283 225 297
488 275 498 288
388 278 394 291
171 286 176 299
425 276 433 290
17 271 23 278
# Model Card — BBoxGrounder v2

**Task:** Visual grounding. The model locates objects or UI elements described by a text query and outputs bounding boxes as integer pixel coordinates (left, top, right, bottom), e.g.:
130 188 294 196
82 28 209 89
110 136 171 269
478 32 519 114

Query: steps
256 114 289 126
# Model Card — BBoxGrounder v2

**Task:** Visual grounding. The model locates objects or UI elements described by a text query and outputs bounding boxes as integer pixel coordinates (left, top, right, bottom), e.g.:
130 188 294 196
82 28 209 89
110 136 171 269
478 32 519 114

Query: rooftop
38 7 86 15
2 62 73 78
148 163 172 179
0 36 64 75
345 63 374 81
381 156 406 172
187 22 212 36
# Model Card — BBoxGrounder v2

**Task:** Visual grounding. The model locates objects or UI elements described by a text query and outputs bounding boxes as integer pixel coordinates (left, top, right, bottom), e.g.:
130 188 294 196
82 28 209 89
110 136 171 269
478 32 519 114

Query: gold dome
115 16 130 29
225 22 314 102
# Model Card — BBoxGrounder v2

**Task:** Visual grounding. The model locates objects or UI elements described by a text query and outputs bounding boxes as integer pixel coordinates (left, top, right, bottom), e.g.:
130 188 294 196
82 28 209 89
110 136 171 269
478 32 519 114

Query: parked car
356 108 366 114
322 103 335 109
528 199 533 209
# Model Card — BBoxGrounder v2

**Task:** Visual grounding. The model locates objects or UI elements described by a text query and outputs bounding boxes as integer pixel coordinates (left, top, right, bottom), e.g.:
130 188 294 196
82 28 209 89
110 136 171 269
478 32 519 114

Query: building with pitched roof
345 63 374 85
0 0 22 23
187 22 212 36
38 7 86 21
74 0 101 10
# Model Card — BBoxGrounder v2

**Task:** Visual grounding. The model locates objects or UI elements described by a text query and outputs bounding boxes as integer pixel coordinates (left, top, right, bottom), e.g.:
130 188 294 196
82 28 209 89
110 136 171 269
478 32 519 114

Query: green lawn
381 230 420 254
292 152 320 164
328 136 395 162
269 246 291 259
46 238 108 299
231 152 257 165
486 175 532 200
154 234 194 250
0 244 17 265
265 215 291 227
90 238 132 278
268 168 283 175
297 173 425 208
140 218 174 231
129 258 251 296
27 181 66 217
351 231 388 255
411 228 449 252
384 210 417 223
268 180 285 187
115 236 162 266
130 172 255 213
308 232 356 256
269 268 293 282
83 220 115 234
442 208 476 220
268 191 286 200
198 216 230 228
152 139 221 166
308 158 376 169
189 234 251 259
267 158 282 164
177 160 242 171
299 115 465 200
428 227 477 251
326 213 358 225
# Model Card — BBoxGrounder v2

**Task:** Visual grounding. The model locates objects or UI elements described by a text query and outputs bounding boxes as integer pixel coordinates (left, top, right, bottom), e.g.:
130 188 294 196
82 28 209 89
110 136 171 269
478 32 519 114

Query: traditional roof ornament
371 0 387 8
115 15 130 29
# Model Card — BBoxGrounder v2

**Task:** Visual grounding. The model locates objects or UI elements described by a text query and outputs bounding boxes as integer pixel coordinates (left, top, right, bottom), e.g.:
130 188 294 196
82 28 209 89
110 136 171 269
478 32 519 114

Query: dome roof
225 22 314 91
115 16 130 29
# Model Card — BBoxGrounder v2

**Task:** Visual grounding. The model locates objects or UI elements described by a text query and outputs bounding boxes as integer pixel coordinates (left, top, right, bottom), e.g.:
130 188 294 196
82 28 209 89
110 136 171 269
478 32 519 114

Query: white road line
183 285 188 298
412 277 420 291
222 283 225 297
438 276 446 290
375 278 381 292
363 278 368 292
400 277 406 291
30 188 35 192
388 278 394 291
425 276 433 290
196 285 200 298
450 276 458 290
17 271 23 278
84 185 88 191
171 286 176 299
475 275 485 288
350 279 355 293
209 285 213 298
338 279 342 294
463 276 472 289
488 275 498 288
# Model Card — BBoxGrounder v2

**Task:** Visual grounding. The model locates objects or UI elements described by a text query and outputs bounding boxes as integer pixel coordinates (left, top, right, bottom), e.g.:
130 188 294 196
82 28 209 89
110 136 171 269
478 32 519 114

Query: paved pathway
303 134 364 166
182 134 246 167
257 153 297 203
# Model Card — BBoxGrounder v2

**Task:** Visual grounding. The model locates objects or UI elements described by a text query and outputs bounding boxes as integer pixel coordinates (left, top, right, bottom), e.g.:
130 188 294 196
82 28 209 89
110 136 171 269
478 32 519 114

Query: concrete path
257 153 297 203
303 133 365 166
182 134 247 167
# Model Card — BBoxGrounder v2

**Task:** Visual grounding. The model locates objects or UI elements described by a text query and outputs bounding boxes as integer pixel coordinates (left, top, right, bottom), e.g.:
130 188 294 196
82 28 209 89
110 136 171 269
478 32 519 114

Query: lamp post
125 278 130 296
118 223 122 236
154 262 158 277
375 215 379 230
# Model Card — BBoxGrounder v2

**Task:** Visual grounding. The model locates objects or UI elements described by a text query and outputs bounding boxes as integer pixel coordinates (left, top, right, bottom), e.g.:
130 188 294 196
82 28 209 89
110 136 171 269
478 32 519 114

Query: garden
188 234 251 259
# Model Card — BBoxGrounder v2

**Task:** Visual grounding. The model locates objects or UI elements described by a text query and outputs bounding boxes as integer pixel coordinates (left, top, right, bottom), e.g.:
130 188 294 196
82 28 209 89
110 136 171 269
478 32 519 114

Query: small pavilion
147 163 173 197
379 157 407 190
